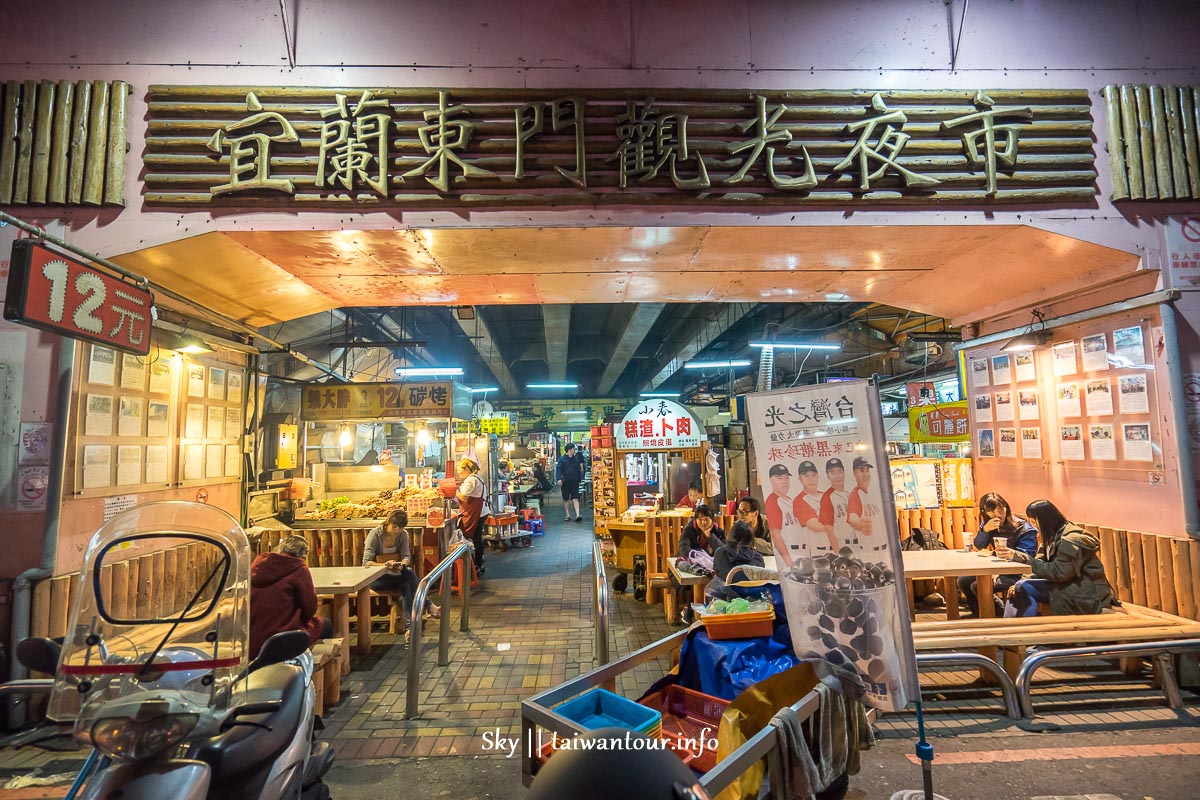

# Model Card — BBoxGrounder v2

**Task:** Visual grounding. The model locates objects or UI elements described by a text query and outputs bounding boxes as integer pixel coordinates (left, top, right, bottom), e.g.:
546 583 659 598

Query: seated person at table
250 535 332 659
1001 499 1115 618
735 496 776 557
675 482 704 510
363 509 439 637
713 521 765 583
958 492 1038 616
672 505 723 624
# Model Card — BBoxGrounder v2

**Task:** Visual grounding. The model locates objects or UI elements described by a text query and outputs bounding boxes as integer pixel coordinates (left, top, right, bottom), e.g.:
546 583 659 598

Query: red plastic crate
639 686 728 774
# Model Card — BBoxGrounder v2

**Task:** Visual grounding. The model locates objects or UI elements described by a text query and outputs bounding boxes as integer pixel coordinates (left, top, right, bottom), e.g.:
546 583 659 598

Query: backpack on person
901 527 948 551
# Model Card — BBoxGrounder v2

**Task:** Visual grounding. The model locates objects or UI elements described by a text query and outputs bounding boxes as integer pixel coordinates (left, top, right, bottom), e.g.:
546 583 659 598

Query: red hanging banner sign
4 240 154 356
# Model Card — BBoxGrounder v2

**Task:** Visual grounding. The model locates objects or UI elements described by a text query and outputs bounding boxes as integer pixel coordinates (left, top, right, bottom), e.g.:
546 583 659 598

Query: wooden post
942 508 957 548
897 507 910 540
1163 85 1189 199
1147 85 1174 197
1156 535 1178 616
125 557 141 622
1119 84 1145 199
0 81 19 203
1140 533 1161 610
1127 531 1147 607
1103 84 1130 200
1191 538 1200 619
137 554 155 620
82 80 110 206
1098 527 1118 599
48 79 75 204
110 561 130 621
104 80 128 206
1181 87 1200 198
930 508 945 543
99 564 113 617
29 80 55 204
965 506 979 533
67 80 91 204
14 80 37 203
49 576 71 639
1170 538 1196 621
1134 85 1159 199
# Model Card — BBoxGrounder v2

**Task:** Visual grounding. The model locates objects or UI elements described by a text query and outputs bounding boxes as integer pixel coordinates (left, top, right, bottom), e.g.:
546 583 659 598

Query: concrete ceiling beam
642 303 757 392
597 302 666 395
453 309 519 396
542 305 572 382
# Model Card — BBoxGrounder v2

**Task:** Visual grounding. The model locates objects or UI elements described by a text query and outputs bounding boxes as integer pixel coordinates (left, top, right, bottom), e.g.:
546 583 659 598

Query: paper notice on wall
224 444 241 477
187 364 205 398
1081 333 1109 372
183 444 203 480
185 404 205 439
88 345 116 386
1166 215 1200 288
998 428 1017 458
82 445 112 489
17 466 49 511
226 407 242 438
118 397 143 437
19 422 51 466
116 445 142 485
1018 389 1040 420
208 367 226 400
1021 428 1042 459
85 394 113 437
1089 424 1117 460
1060 426 1085 460
206 444 223 478
974 393 993 423
970 358 990 387
149 359 173 394
994 391 1014 422
1056 383 1081 418
145 445 168 484
1113 326 1145 366
103 493 138 522
207 405 225 439
1122 423 1153 461
1184 373 1200 456
977 428 995 457
147 401 169 438
1118 373 1150 414
991 354 1012 384
227 371 243 403
120 354 146 391
1014 351 1036 382
1085 378 1114 416
1053 342 1077 376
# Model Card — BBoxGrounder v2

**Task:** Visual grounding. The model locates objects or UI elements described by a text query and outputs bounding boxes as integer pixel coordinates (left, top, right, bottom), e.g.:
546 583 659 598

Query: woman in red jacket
249 535 332 659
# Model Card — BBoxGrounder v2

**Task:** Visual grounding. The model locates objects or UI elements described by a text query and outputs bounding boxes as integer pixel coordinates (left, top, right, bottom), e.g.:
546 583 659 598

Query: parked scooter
15 501 334 800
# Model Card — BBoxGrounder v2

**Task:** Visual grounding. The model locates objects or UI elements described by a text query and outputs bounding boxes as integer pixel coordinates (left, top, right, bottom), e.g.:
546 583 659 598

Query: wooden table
667 557 709 604
902 550 1031 620
311 565 388 675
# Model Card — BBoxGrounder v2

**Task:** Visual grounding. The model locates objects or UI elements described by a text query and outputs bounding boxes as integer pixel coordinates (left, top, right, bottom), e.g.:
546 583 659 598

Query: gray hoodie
1011 524 1114 615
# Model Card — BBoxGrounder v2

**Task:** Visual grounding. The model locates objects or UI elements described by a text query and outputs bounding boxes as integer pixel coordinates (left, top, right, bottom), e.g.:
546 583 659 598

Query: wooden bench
913 603 1200 712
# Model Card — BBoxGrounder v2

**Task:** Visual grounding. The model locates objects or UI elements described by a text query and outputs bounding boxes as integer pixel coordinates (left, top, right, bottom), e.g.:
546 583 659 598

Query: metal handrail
405 541 472 719
520 627 824 797
592 541 610 666
915 651 1021 719
1014 638 1200 719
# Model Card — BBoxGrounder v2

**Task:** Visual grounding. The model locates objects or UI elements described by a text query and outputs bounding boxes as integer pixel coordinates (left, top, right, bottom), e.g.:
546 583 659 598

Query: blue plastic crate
553 688 662 734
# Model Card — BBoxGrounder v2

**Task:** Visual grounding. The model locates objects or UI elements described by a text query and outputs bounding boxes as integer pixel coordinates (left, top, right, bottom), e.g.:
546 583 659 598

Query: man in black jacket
557 442 584 522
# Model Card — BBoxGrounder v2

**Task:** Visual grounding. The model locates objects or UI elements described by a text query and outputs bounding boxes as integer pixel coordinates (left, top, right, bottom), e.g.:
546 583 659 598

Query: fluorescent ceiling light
526 383 578 389
640 392 678 398
469 386 499 393
749 342 840 350
683 360 752 369
561 410 586 415
395 366 464 377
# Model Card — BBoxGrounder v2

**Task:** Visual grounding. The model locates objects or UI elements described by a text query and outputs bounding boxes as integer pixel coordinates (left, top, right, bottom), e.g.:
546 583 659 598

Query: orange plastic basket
699 607 776 640
639 686 728 774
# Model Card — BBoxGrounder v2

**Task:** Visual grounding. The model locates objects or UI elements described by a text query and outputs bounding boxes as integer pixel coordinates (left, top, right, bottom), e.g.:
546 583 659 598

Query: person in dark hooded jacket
713 521 765 582
1002 499 1115 617
250 535 332 658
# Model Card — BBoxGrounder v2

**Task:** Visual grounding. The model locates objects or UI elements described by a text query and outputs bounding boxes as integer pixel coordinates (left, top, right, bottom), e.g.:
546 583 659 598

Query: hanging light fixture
339 424 352 448
1000 309 1048 353
416 427 431 445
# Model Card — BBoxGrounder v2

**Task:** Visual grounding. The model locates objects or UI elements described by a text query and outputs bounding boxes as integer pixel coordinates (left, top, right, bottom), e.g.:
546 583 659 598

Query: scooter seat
189 663 306 785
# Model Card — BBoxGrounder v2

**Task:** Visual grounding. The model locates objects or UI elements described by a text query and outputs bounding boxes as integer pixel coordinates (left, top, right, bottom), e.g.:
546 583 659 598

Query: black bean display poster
746 380 918 711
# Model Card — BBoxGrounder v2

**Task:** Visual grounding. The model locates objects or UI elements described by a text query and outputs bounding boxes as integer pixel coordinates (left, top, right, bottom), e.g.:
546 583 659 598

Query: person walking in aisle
557 442 584 522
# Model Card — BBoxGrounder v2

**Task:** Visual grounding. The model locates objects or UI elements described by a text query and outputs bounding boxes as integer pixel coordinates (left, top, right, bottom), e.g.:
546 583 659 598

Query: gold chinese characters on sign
301 381 453 421
146 86 1096 207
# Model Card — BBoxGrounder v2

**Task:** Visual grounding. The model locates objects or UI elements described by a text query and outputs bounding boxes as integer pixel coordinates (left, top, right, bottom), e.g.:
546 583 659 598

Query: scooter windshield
48 502 251 744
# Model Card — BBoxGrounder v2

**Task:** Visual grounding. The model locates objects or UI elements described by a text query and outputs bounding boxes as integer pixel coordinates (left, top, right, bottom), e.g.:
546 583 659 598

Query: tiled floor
2 504 1198 799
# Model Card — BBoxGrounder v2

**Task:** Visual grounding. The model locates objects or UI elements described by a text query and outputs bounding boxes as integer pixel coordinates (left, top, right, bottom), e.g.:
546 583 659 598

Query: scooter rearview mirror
250 630 310 672
16 637 61 675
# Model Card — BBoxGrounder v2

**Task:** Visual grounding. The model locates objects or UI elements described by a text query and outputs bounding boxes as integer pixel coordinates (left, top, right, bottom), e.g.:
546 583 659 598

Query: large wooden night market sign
144 86 1097 207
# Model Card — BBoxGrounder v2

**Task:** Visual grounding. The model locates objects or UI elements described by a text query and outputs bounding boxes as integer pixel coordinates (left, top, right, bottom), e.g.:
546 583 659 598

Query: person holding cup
957 492 1037 616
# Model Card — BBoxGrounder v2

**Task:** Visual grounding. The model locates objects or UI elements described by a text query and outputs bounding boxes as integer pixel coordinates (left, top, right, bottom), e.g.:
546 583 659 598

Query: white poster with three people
746 380 918 712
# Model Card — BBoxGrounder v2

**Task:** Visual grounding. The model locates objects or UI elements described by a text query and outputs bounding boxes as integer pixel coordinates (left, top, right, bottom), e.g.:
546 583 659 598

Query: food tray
552 688 662 735
699 606 776 640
